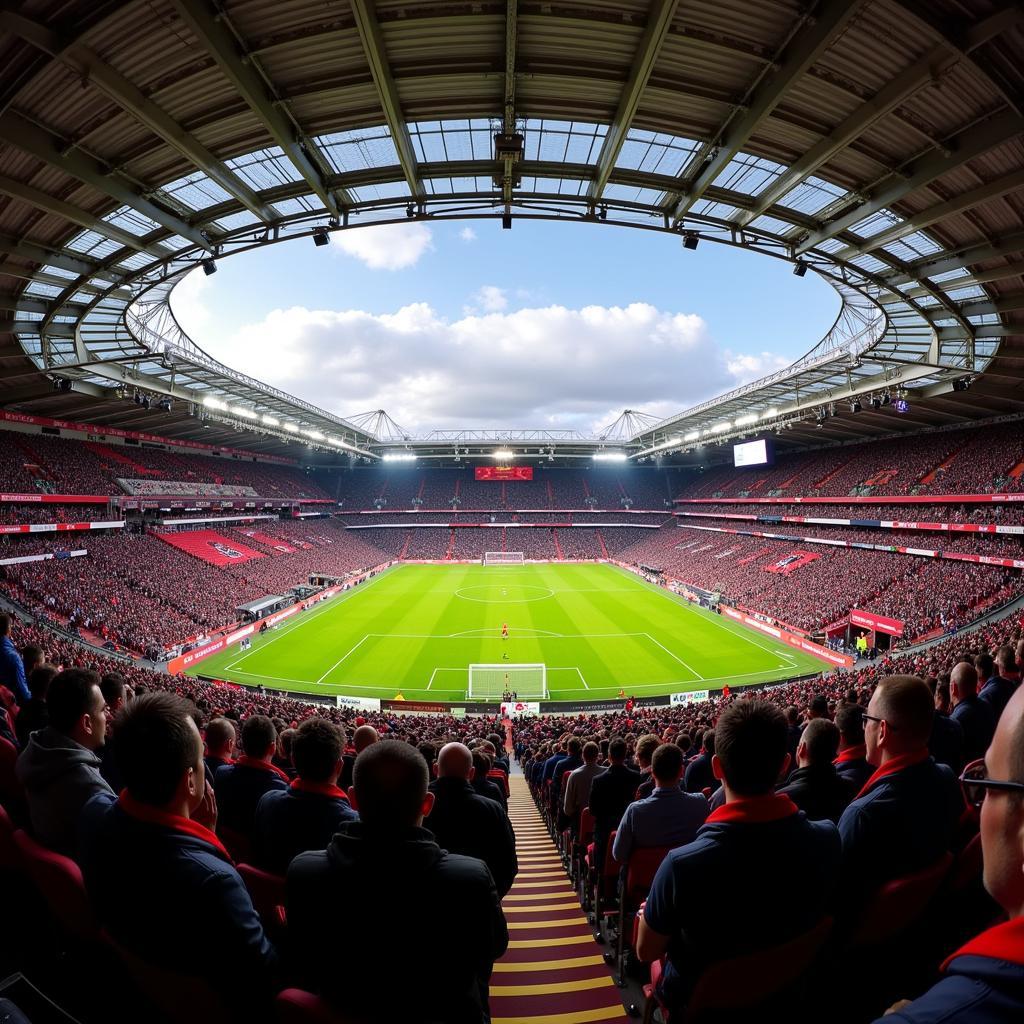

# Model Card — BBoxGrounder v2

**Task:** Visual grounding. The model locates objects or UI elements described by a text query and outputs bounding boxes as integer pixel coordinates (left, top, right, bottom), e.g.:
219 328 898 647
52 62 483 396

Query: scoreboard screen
733 438 773 468
475 466 534 481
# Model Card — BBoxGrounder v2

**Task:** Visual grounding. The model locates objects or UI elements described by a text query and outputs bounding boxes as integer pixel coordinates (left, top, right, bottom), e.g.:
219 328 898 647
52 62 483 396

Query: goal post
483 551 524 565
468 663 548 700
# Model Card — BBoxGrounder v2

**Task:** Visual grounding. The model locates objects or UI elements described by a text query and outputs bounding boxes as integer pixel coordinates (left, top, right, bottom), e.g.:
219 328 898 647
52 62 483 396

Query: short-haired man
426 742 517 897
778 719 849 823
0 612 31 707
99 672 128 788
204 717 236 778
340 723 378 789
977 651 1016 724
564 741 606 822
951 662 996 765
588 737 642 872
874 677 1024 1022
14 664 56 749
834 702 872 794
470 747 507 808
928 675 965 771
16 668 113 854
838 676 962 912
637 702 840 1016
214 714 289 836
683 730 716 794
613 744 709 867
288 740 508 1023
634 733 662 800
253 717 358 874
79 693 277 1017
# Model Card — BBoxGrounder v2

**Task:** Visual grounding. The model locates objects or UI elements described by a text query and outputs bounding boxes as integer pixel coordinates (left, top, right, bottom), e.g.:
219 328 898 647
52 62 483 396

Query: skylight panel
225 148 304 191
613 130 699 176
712 153 787 196
102 206 162 234
313 127 399 174
777 175 847 215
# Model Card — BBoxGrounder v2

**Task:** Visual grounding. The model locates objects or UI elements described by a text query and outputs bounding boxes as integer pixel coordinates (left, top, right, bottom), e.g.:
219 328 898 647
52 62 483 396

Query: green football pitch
188 563 827 703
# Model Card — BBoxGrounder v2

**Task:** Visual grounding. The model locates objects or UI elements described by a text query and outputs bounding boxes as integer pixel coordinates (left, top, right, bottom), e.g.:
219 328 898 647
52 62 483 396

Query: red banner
763 551 821 575
0 493 110 504
676 493 1024 505
0 521 124 534
850 609 905 636
475 466 534 481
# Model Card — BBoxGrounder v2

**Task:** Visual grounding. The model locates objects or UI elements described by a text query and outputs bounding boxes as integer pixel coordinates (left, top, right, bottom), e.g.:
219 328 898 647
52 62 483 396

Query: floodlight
683 431 700 442
682 231 699 250
383 453 416 462
593 452 627 462
202 258 217 276
792 262 808 277
312 229 329 247
953 377 972 391
493 448 515 460
850 400 862 413
502 212 512 229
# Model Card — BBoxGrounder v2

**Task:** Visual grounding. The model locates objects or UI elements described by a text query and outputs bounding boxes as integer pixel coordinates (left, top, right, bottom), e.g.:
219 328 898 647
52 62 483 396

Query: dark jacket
79 793 277 1018
0 636 29 706
951 697 995 764
978 675 1016 723
777 763 850 824
427 777 518 896
253 780 359 875
683 752 715 794
288 822 508 1024
589 763 642 870
875 918 1024 1024
929 712 965 773
834 746 873 796
16 726 114 855
14 698 47 749
214 757 289 835
471 774 507 810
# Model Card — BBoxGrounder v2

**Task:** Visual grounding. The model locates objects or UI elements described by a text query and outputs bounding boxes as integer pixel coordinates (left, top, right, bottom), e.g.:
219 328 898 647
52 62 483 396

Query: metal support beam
588 0 679 202
173 0 345 218
795 109 1024 254
0 232 122 282
890 261 1024 301
886 231 1024 285
666 0 864 223
0 173 169 256
0 11 275 223
0 112 214 252
835 168 1024 258
959 292 1024 318
499 0 519 211
349 0 423 198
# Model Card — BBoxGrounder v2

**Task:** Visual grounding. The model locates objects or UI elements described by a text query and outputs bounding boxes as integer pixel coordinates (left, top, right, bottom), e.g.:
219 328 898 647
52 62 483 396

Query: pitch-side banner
850 609 905 636
475 466 534 481
676 493 1024 506
0 493 110 504
0 521 124 535
501 701 540 717
721 606 854 667
675 510 1024 537
671 690 710 705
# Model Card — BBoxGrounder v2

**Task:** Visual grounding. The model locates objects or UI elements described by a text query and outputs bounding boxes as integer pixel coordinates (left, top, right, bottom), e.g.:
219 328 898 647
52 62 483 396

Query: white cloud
459 226 477 242
329 222 433 271
168 267 212 331
202 300 787 433
466 285 507 313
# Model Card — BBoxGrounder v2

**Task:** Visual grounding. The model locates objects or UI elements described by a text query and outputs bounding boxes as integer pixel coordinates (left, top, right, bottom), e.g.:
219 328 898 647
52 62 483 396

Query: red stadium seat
217 824 251 864
617 846 672 979
0 736 20 803
276 989 352 1024
13 829 96 940
238 862 288 931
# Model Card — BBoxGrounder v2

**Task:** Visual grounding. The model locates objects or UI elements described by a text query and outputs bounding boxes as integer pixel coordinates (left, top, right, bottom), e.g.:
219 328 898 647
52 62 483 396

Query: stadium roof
0 0 1022 463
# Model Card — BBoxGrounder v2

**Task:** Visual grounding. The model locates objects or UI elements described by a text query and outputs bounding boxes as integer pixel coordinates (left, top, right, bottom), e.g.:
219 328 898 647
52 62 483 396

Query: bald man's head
437 742 473 779
353 725 379 752
951 662 979 703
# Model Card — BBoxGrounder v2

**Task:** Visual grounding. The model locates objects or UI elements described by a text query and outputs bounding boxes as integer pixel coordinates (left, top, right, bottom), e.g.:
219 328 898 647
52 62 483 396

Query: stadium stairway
492 776 628 1024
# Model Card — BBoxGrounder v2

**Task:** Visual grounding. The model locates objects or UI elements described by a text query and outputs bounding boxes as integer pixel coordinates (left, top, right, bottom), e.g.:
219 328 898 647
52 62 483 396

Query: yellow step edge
492 954 604 973
507 934 595 948
490 976 616 997
507 919 589 930
492 1004 628 1024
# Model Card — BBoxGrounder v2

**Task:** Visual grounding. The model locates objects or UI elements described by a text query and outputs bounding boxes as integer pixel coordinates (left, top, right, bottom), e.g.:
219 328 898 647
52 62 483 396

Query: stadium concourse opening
1 0 1024 1023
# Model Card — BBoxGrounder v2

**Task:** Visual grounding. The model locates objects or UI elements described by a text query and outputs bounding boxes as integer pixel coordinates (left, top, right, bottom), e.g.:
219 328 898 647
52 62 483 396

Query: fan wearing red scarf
213 713 289 838
875 679 1024 1023
637 701 840 1017
78 692 277 1019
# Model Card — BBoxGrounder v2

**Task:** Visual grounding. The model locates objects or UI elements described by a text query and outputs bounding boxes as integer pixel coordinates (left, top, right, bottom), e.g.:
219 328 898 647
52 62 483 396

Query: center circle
455 584 554 604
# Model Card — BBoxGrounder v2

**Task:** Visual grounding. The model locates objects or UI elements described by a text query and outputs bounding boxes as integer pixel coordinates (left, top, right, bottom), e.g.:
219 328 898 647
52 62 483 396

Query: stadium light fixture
202 258 217 276
734 414 757 426
303 430 325 441
493 448 515 460
283 422 300 433
383 453 417 462
261 415 280 426
683 431 700 442
312 228 329 247
593 452 627 462
761 408 779 419
682 231 699 250
792 262 808 277
850 400 862 413
710 421 731 434
231 406 258 420
203 396 227 410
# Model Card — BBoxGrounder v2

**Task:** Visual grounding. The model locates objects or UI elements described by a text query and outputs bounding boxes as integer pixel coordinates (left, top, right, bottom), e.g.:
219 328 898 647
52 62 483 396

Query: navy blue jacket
253 781 358 875
978 675 1016 723
684 752 715 794
0 636 29 706
79 793 276 1015
838 755 961 914
834 748 873 795
951 697 995 764
214 757 288 835
645 795 840 1014
876 919 1024 1024
929 713 965 772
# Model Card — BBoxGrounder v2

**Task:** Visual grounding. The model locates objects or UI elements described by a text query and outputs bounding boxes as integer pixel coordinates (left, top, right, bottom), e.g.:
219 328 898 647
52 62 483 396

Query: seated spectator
418 741 437 778
552 737 583 816
0 612 30 706
637 701 840 1016
14 664 56 748
470 748 507 809
928 675 965 771
784 705 802 763
340 723 378 790
253 718 357 874
838 676 962 912
613 744 709 866
564 741 606 823
875 681 1024 1023
683 730 716 794
995 644 1020 686
99 672 127 789
204 717 236 778
288 740 508 1024
214 715 289 836
834 703 872 794
79 693 277 1018
426 742 517 897
273 727 297 779
486 732 510 775
589 736 642 872
634 733 661 799
778 719 849 823
951 662 996 764
977 651 1016 723
16 668 113 855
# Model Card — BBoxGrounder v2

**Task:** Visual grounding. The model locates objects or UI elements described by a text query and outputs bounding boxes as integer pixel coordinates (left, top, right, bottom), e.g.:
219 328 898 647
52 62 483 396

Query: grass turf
187 563 827 702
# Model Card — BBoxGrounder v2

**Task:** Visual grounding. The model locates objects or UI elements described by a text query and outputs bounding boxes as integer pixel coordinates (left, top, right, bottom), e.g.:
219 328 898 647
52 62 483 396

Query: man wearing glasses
876 677 1024 1021
837 676 962 913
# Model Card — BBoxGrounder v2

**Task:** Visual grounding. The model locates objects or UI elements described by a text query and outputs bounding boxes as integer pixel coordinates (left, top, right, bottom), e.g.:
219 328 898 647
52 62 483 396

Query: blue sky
172 218 839 434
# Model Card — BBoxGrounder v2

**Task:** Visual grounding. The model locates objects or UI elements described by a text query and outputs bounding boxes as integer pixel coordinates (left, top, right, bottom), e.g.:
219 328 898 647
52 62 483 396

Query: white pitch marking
315 635 371 684
642 633 703 680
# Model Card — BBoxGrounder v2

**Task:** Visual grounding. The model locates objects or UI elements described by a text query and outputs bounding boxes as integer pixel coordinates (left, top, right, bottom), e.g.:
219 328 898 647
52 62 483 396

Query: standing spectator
288 740 508 1024
0 612 30 707
637 702 840 1016
928 675 965 771
977 652 1016 723
79 692 277 1019
778 719 849 823
253 718 358 874
16 668 113 855
426 742 517 897
564 741 606 823
834 703 872 794
613 744 709 866
588 737 642 872
838 676 962 913
214 715 289 836
204 718 236 779
875 683 1024 1022
951 662 996 765
683 730 716 794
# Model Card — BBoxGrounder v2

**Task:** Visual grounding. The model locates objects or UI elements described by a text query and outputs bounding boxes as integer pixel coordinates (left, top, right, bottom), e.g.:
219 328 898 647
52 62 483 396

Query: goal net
468 663 547 700
483 551 524 565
